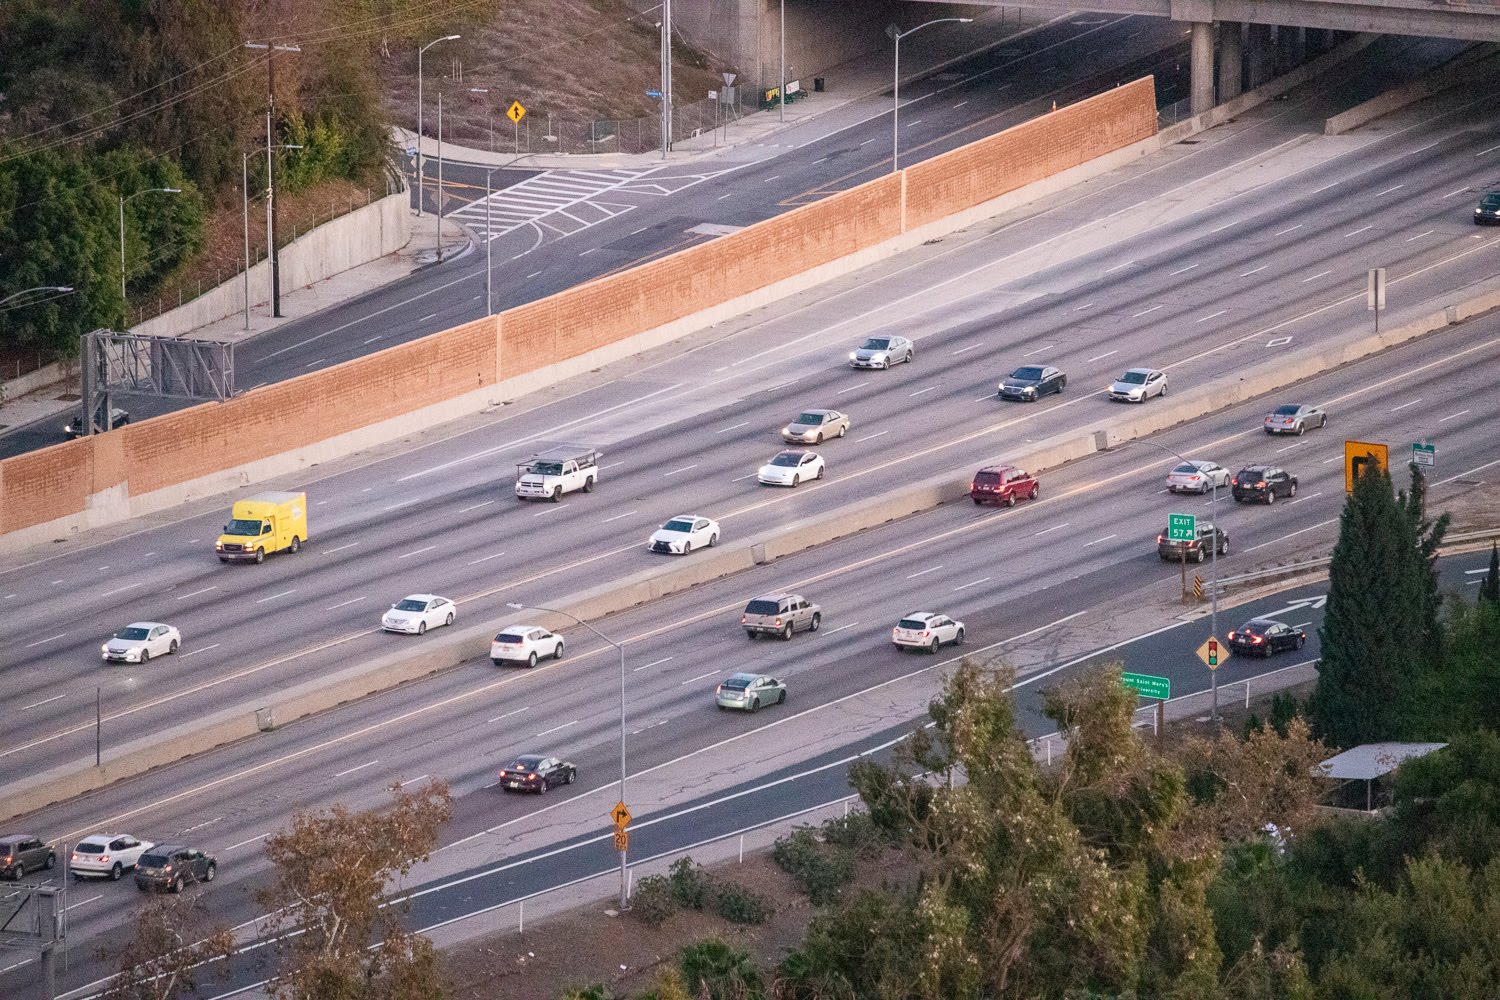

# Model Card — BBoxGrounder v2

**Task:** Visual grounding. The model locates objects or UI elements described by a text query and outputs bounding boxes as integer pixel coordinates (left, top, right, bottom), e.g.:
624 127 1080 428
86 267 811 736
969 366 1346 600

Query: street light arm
0 286 74 308
506 602 621 654
896 16 973 41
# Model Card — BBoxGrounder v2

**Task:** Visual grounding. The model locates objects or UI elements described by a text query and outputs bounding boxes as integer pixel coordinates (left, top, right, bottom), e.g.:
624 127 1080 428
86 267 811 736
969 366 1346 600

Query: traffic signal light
1207 639 1219 667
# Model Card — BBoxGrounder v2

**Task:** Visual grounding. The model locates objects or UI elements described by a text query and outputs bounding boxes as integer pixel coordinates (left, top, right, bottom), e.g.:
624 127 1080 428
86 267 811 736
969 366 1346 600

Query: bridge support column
1247 22 1274 89
1219 22 1243 101
1276 25 1304 75
1190 21 1215 115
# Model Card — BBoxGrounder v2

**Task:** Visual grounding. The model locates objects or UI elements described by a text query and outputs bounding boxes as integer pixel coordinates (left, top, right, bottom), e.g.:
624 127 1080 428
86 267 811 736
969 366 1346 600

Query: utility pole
245 41 301 317
659 0 673 158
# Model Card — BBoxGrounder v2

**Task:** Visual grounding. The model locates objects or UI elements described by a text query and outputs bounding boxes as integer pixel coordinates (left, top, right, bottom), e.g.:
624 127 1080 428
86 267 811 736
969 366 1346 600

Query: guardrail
1210 528 1500 597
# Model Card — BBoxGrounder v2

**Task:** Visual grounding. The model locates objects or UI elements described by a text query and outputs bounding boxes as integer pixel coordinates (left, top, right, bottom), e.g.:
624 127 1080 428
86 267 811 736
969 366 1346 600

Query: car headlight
1026 387 1037 396
101 644 110 654
848 351 858 360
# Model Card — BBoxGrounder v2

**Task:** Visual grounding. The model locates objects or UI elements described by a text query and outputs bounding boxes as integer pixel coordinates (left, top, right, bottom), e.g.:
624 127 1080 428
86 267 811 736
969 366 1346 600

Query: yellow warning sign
507 101 527 123
613 829 629 852
611 801 632 829
1196 636 1231 670
1344 440 1388 493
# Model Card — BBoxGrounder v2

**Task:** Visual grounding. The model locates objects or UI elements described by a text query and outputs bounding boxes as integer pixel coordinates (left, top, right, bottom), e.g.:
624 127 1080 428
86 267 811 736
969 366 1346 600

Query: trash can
814 77 825 92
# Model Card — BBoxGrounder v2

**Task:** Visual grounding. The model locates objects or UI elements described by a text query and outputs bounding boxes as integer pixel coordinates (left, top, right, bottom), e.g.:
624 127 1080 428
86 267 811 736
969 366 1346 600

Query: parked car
849 335 913 369
133 845 216 893
72 833 153 881
648 515 719 554
892 612 965 653
498 754 576 793
1108 367 1168 402
101 622 181 663
490 625 564 667
0 835 55 880
1263 403 1327 435
997 365 1066 401
782 409 850 444
1227 617 1307 657
716 673 788 712
758 449 825 487
1232 466 1298 504
63 407 130 439
1157 522 1229 562
970 465 1039 506
1166 460 1230 494
742 593 822 639
381 594 456 635
1476 191 1500 225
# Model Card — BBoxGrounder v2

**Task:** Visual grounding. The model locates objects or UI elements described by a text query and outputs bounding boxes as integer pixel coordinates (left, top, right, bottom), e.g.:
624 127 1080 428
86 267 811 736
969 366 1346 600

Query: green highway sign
1411 442 1435 468
1122 672 1171 700
1167 513 1196 543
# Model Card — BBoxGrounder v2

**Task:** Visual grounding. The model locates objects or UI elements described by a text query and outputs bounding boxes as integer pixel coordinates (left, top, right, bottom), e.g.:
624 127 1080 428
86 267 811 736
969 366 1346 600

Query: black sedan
1231 466 1297 504
1227 617 1307 657
998 365 1067 401
498 754 577 794
63 407 130 439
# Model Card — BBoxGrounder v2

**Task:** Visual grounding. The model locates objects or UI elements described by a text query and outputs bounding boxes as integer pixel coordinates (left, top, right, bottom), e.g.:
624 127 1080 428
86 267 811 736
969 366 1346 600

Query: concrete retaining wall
1325 44 1500 136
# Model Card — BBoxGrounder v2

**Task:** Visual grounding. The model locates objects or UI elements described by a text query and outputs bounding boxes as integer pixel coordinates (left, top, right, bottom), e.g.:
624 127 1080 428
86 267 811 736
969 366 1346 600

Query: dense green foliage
630 856 771 927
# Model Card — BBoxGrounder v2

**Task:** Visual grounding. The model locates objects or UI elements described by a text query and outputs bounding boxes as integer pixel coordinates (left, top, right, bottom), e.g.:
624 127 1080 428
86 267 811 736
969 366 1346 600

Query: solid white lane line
1322 455 1343 464
1131 304 1163 318
176 586 218 601
1240 265 1268 276
1085 350 1117 362
24 634 66 648
179 644 220 658
1104 259 1134 273
458 500 496 513
535 720 579 738
333 759 379 777
951 343 983 354
326 597 366 610
952 577 991 591
763 175 780 183
715 421 749 434
1437 458 1500 485
1443 188 1471 198
1033 523 1070 536
731 473 757 482
836 381 869 395
602 461 625 470
662 464 698 477
905 565 943 579
255 590 296 604
1302 270 1331 282
1390 398 1422 411
398 545 437 559
1344 225 1372 237
181 816 223 833
1374 183 1404 196
1022 344 1055 356
603 510 638 523
1406 230 1434 242
821 622 859 636
1169 263 1198 276
633 657 674 673
486 707 530 724
1197 309 1228 323
856 430 889 442
1273 223 1302 236
1073 302 1093 312
1276 441 1306 453
909 385 938 396
953 101 968 109
1439 409 1470 422
383 498 418 512
1083 534 1117 547
631 720 669 735
467 551 506 565
1477 144 1500 156
905 120 922 128
22 694 66 711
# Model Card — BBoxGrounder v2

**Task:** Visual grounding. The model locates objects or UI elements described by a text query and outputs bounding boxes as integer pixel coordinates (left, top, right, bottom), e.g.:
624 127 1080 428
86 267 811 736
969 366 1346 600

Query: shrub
818 812 891 858
631 874 678 926
772 827 856 905
679 938 763 1000
668 856 712 910
713 882 770 925
560 987 610 1000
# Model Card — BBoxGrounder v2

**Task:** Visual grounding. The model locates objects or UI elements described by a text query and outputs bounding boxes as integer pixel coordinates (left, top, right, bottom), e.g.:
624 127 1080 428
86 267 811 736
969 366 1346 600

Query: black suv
1476 191 1500 226
1 835 56 880
1157 523 1229 563
134 845 217 893
1232 466 1297 504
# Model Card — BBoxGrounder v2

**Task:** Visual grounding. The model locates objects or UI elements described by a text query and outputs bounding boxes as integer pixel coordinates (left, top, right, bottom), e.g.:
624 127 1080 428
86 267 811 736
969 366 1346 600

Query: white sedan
381 594 456 635
648 515 720 555
72 833 154 881
102 622 181 663
1166 460 1230 494
490 625 565 667
892 612 966 653
1108 367 1168 403
757 449 825 487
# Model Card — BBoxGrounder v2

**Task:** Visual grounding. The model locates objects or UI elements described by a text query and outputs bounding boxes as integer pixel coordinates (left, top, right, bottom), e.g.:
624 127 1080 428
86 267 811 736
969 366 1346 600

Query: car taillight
1252 636 1264 644
921 630 930 637
1232 479 1240 486
970 482 977 491
498 770 508 777
528 773 537 780
1255 481 1266 488
716 685 723 694
1157 534 1164 543
740 615 747 623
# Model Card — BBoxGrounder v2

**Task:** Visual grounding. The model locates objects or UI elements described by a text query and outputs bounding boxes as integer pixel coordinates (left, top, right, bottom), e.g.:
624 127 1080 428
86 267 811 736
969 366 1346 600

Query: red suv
970 465 1039 507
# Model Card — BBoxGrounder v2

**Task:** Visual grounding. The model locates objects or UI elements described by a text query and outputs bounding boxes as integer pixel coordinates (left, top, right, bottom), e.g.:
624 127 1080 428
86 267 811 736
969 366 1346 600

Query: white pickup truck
514 447 602 502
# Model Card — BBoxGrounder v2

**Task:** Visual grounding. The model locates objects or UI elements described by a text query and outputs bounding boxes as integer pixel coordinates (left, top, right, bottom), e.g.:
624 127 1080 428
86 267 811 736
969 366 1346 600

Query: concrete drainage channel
7 275 1500 824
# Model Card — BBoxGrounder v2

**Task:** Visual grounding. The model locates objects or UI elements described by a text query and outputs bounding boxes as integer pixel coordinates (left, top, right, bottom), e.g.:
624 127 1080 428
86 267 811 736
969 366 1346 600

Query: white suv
72 833 154 881
490 626 565 668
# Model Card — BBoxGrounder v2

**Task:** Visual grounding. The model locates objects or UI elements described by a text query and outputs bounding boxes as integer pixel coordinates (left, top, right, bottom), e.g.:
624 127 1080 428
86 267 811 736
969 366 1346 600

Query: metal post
265 52 284 318
659 0 672 158
892 32 901 171
514 117 519 154
618 637 628 909
484 168 492 315
436 90 444 263
779 0 786 122
417 45 425 218
264 110 275 316
95 686 101 765
1209 480 1220 722
242 154 251 329
117 196 127 304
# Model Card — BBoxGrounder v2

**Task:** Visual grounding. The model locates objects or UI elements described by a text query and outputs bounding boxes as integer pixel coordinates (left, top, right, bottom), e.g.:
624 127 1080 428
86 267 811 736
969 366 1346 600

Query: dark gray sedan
998 365 1066 401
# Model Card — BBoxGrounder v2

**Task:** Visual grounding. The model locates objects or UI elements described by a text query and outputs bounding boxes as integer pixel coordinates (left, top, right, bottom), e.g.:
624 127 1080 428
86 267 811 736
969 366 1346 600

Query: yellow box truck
215 491 308 564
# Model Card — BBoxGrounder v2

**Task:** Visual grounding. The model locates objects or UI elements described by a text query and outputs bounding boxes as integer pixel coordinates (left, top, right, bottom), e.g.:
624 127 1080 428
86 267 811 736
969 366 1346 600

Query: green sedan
715 673 787 712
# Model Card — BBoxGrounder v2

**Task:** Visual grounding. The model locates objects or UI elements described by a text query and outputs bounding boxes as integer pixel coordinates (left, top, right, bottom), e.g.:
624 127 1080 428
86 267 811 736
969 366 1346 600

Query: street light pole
118 188 180 305
508 602 629 910
245 41 301 317
417 34 461 219
779 0 786 123
95 686 101 766
890 18 972 172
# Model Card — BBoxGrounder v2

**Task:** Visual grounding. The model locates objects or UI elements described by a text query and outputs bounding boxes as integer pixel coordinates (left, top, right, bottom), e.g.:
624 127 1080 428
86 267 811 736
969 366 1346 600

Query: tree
96 894 235 1000
1312 462 1447 747
258 780 453 1000
1480 542 1500 606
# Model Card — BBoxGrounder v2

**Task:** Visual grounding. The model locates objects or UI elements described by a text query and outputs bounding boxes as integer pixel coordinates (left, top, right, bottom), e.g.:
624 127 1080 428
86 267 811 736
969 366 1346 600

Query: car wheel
565 769 576 785
955 627 966 646
777 690 787 705
204 863 216 882
746 631 757 641
172 877 184 894
838 425 847 438
782 623 793 641
791 474 800 487
1296 635 1306 649
44 854 55 870
444 613 454 627
750 697 761 713
1319 415 1328 428
816 466 824 480
168 639 179 654
1159 383 1168 397
1220 539 1230 555
289 536 301 553
1288 482 1297 497
71 871 83 882
810 613 821 632
904 351 913 364
1006 492 1017 508
881 358 891 370
417 621 427 635
111 862 123 881
708 533 718 547
815 433 824 444
1195 547 1205 563
492 659 504 667
254 548 265 564
554 643 564 661
140 648 150 664
1058 376 1067 392
527 651 538 668
1296 423 1305 436
551 486 562 502
1266 490 1275 506
218 557 229 563
973 498 984 505
929 638 940 655
582 477 595 493
1030 484 1039 501
683 541 693 554
538 777 548 794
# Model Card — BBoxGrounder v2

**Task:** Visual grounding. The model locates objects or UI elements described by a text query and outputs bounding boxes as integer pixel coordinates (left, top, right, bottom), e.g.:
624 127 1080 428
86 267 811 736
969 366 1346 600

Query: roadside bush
817 811 892 858
772 827 856 905
679 938 763 1000
631 874 679 926
713 881 770 925
560 987 610 1000
668 856 712 910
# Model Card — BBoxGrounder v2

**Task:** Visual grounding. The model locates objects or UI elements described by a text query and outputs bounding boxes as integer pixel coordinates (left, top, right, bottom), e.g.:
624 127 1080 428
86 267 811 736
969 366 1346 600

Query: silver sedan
1166 460 1230 494
1264 403 1327 435
849 335 913 369
782 409 850 444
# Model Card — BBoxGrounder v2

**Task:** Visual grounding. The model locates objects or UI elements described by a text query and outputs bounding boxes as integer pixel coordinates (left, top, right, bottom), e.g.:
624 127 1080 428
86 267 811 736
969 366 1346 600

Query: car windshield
662 519 694 533
860 338 891 351
224 518 263 535
509 756 545 770
115 627 150 641
493 633 524 644
1119 371 1148 384
138 852 169 867
897 618 928 630
1273 405 1301 416
1171 464 1200 475
745 600 780 615
1011 367 1045 380
75 842 105 854
974 471 1004 485
795 412 823 425
770 453 801 467
1483 194 1500 208
1240 622 1266 636
530 462 563 476
722 677 751 690
394 599 426 612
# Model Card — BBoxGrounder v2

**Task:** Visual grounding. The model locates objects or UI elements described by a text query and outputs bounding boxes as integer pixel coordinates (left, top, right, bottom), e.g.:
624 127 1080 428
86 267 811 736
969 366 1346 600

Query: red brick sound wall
122 316 498 495
904 77 1157 230
0 439 96 534
500 172 906 378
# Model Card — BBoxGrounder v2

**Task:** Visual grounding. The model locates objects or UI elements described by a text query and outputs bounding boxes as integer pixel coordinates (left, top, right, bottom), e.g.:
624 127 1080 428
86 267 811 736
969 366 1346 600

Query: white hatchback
892 612 966 653
382 595 456 635
102 622 181 663
491 625 565 668
72 833 153 881
757 449 825 487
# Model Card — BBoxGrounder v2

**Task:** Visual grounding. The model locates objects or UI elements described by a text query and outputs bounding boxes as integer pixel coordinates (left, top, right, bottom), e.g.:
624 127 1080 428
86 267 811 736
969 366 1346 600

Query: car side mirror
223 525 229 531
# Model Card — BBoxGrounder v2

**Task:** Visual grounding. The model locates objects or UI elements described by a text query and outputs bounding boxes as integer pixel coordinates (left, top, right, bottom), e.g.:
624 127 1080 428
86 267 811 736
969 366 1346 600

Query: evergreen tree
1312 463 1443 747
1480 542 1500 606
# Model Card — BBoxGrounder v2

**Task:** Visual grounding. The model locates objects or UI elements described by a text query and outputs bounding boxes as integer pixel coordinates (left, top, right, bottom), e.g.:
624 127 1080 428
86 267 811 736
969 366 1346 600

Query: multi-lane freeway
2 23 1497 997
